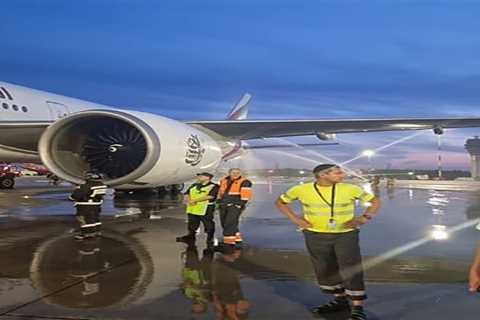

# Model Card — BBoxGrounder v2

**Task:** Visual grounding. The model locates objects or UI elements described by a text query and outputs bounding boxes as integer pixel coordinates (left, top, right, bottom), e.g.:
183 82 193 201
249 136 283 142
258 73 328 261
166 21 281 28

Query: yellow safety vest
280 182 375 233
186 183 215 216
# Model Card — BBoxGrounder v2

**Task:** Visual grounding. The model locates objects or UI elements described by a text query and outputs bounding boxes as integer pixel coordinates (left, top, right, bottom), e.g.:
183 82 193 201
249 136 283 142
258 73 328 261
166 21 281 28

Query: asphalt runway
0 177 479 319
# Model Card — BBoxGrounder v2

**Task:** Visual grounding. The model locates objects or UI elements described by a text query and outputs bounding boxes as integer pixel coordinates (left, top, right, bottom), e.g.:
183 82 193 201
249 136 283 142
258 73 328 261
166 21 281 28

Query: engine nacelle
38 110 223 188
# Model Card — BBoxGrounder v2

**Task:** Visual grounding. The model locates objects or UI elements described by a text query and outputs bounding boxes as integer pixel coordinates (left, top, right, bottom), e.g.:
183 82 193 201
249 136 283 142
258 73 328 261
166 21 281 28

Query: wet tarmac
0 177 479 319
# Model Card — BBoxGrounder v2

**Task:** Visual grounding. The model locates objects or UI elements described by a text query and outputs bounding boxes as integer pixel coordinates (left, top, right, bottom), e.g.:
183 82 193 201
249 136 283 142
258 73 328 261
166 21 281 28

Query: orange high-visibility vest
218 176 253 202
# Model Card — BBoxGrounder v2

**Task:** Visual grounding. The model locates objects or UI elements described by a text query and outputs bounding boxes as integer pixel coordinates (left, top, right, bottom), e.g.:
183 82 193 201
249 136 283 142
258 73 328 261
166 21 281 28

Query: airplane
1 80 480 191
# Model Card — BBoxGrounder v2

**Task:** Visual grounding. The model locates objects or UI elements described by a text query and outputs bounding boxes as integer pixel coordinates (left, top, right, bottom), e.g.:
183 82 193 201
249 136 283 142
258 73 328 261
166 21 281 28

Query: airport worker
177 172 219 246
217 168 253 249
69 172 107 241
469 242 480 293
275 164 381 320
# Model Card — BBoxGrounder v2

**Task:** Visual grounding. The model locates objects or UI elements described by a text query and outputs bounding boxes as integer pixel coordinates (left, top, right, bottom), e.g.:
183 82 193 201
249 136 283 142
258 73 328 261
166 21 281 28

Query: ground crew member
217 168 253 249
470 242 480 292
177 172 219 246
69 172 107 241
275 164 381 320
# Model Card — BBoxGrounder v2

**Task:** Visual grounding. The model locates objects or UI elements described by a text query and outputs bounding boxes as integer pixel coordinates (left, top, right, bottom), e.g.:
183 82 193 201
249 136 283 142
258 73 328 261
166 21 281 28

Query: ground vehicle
0 165 16 189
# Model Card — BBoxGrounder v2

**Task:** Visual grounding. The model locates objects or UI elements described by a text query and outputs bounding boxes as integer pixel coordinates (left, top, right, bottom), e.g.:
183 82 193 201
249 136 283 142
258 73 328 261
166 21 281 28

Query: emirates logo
185 134 205 166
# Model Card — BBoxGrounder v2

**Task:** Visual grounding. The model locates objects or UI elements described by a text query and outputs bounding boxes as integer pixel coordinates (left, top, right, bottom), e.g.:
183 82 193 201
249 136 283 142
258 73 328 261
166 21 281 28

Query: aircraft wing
187 117 480 140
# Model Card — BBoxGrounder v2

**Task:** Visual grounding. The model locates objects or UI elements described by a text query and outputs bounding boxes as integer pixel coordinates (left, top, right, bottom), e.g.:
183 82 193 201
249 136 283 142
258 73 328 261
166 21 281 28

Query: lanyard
313 183 336 219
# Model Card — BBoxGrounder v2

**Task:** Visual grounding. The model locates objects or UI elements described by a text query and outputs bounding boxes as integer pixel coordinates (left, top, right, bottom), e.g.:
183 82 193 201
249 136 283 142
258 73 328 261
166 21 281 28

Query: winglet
227 93 252 120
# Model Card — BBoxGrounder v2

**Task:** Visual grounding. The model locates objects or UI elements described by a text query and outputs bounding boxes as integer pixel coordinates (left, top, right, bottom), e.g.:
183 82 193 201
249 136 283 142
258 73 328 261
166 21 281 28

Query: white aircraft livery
1 81 480 190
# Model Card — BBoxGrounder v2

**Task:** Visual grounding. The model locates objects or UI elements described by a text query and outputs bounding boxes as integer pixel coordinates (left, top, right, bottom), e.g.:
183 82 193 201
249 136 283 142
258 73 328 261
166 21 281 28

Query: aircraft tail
227 93 252 120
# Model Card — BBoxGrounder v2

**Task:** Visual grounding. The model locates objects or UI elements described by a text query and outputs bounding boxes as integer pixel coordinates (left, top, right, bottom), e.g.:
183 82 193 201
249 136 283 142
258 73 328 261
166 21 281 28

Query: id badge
327 219 337 230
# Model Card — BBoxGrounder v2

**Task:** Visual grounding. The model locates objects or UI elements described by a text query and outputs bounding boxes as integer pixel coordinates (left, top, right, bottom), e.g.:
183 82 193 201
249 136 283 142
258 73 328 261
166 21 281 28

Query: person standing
69 172 107 241
217 168 253 250
275 164 381 320
470 243 480 293
177 172 219 246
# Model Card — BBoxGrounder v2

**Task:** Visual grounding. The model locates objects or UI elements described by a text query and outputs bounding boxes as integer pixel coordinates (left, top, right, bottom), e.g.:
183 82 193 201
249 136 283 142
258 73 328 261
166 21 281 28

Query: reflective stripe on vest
186 184 215 216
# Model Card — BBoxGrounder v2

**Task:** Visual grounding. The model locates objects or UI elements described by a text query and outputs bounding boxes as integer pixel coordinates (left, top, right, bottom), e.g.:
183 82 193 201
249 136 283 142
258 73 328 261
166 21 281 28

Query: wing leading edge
187 117 480 140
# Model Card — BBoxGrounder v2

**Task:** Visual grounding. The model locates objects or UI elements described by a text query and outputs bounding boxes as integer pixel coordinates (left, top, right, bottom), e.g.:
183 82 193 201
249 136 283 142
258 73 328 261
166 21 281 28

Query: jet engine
38 110 223 188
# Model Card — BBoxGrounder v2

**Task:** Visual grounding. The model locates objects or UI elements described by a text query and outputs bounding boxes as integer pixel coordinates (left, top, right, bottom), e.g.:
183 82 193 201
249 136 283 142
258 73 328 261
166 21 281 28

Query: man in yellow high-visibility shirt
177 172 219 247
275 164 381 320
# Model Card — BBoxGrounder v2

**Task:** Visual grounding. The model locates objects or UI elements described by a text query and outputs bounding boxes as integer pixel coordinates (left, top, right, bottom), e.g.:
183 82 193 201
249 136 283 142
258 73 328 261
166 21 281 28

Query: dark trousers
304 230 367 301
76 206 102 236
187 206 215 241
219 204 243 244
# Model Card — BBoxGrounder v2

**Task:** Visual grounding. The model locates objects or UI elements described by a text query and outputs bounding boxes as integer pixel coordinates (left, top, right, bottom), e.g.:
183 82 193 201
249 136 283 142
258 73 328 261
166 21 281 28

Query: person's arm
344 185 382 228
469 243 480 292
275 186 312 229
183 184 194 204
239 180 253 208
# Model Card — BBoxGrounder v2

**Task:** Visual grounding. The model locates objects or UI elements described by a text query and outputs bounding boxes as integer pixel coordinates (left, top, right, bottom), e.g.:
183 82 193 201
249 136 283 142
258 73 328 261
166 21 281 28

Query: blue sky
2 1 480 170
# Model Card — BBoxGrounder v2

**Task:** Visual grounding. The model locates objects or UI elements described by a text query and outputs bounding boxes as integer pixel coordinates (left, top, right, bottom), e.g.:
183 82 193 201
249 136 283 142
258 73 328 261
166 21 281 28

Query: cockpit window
0 90 5 99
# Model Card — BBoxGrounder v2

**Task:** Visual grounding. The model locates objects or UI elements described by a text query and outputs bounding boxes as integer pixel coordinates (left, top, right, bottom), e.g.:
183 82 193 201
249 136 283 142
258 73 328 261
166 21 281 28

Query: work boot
74 233 95 241
176 234 196 243
349 306 367 320
234 241 243 249
214 242 235 254
311 297 350 315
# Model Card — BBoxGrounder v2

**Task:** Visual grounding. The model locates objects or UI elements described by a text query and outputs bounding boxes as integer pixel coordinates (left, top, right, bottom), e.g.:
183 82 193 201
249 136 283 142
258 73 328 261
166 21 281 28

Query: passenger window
12 105 19 111
2 103 8 110
21 106 28 112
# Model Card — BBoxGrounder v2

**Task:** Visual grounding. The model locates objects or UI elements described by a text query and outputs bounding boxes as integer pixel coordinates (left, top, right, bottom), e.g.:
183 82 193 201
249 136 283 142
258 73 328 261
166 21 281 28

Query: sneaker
311 298 350 315
349 306 367 320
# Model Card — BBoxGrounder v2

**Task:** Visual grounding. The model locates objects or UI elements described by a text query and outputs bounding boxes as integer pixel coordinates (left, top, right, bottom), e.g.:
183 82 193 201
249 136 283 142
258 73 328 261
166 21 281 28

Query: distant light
299 170 305 175
362 149 376 157
431 225 449 241
408 171 415 175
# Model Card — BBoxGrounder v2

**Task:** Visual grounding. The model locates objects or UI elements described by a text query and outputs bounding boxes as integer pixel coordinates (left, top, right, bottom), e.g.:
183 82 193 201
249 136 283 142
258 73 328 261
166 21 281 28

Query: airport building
465 136 480 179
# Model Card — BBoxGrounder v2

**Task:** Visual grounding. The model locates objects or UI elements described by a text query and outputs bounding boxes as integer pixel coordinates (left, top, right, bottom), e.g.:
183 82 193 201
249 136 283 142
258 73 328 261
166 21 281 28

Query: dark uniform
217 176 253 246
179 181 219 244
69 178 107 239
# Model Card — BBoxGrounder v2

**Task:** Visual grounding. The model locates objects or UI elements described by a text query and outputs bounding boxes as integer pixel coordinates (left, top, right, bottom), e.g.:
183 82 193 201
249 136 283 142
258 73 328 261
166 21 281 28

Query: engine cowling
38 109 223 188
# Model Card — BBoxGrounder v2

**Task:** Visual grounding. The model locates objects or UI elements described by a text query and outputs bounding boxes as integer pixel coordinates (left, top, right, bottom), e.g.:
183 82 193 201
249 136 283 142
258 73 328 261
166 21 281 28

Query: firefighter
276 164 381 320
177 172 219 246
217 168 253 250
69 172 108 241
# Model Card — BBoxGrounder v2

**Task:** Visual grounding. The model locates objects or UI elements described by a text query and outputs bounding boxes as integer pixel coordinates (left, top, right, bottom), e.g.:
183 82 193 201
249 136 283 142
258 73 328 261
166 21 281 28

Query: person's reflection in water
71 238 110 296
212 249 250 320
470 242 480 292
180 242 214 315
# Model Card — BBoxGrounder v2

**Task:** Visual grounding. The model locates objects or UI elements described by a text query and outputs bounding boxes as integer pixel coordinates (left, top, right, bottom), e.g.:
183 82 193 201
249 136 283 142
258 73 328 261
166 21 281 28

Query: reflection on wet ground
0 178 479 319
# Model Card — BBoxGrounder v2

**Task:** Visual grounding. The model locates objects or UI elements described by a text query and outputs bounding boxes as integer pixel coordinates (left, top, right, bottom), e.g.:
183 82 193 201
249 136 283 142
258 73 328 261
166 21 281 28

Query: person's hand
344 216 368 229
188 200 197 205
292 217 313 229
469 264 480 292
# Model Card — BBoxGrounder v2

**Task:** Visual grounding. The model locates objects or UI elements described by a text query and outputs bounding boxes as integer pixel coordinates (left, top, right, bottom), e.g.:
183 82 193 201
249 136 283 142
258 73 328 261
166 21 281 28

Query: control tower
465 136 480 179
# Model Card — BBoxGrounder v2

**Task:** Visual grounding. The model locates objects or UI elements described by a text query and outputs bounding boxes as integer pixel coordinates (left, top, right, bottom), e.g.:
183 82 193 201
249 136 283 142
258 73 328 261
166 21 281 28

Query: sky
2 0 480 170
